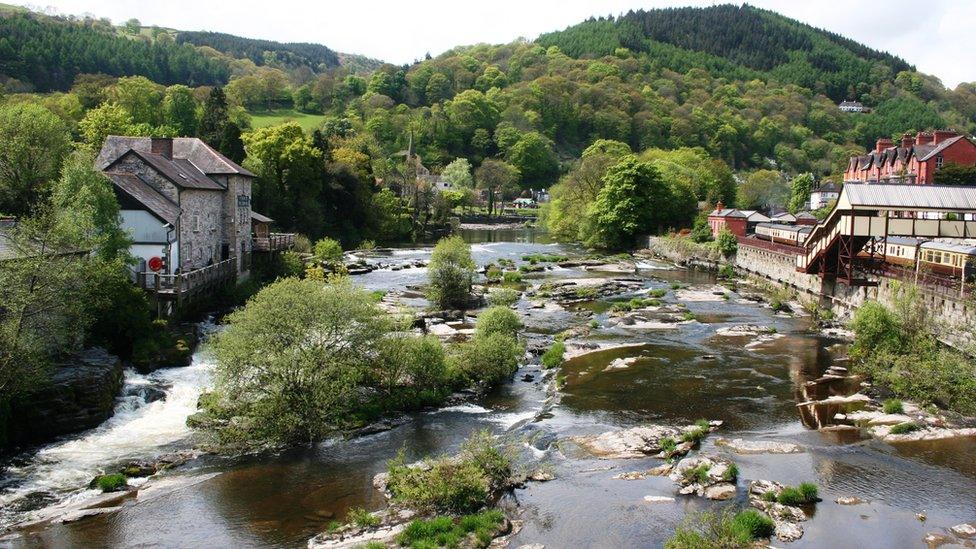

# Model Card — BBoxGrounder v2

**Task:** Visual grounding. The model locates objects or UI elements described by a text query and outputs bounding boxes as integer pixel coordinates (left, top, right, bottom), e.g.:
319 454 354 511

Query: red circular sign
148 256 164 272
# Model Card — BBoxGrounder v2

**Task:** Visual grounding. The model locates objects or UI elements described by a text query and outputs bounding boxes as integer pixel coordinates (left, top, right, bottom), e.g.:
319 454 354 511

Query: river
2 227 975 548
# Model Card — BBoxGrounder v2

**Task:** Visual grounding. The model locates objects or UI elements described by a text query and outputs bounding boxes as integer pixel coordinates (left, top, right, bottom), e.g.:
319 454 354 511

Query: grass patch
681 426 708 444
398 509 505 549
647 288 668 298
722 462 739 482
889 421 919 435
666 508 772 548
541 340 566 369
659 437 677 454
682 464 711 485
729 509 775 540
882 398 904 414
761 490 778 502
91 473 127 492
346 507 380 528
502 271 522 283
249 108 326 132
777 482 819 506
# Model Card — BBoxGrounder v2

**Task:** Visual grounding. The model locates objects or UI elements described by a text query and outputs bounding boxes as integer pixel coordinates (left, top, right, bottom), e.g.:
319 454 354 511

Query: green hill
0 8 380 92
537 4 913 101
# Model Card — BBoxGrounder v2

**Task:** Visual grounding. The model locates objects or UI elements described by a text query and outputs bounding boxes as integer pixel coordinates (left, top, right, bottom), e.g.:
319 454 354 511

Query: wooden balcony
137 257 238 312
253 233 295 252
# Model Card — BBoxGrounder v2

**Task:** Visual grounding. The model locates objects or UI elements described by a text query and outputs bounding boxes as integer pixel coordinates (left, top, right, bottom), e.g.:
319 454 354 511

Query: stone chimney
150 137 174 160
915 131 934 146
933 129 958 144
876 138 893 153
715 201 725 212
901 133 913 148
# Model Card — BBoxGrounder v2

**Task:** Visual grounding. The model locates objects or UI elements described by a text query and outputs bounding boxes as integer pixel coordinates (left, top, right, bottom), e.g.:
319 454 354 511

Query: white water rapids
0 325 216 530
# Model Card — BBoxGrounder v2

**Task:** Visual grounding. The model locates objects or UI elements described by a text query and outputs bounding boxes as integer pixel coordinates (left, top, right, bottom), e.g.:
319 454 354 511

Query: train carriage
918 241 976 279
754 223 812 246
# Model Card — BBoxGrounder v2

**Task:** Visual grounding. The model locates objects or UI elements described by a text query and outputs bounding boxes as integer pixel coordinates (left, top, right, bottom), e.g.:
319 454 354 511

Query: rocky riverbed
3 228 976 549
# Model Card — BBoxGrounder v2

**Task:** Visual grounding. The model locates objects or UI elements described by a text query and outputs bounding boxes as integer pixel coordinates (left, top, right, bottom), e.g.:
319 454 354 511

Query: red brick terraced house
844 130 976 185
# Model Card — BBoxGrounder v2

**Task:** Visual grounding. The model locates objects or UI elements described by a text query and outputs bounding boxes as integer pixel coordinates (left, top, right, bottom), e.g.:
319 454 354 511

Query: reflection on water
4 228 976 549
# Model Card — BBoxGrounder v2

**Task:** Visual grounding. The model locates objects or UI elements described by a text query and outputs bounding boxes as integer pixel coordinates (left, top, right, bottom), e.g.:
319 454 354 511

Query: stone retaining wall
735 241 973 346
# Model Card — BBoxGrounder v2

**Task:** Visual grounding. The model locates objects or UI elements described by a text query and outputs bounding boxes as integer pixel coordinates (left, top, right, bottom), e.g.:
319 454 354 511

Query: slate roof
106 172 180 226
916 135 969 161
813 182 840 193
251 211 274 224
96 136 254 177
709 208 746 218
107 150 225 191
885 236 926 247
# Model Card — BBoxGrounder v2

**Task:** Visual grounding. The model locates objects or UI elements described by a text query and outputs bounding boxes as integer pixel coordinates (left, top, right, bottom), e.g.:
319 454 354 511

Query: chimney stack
876 137 893 153
901 133 913 148
915 131 934 146
933 129 958 144
715 200 725 212
151 137 174 160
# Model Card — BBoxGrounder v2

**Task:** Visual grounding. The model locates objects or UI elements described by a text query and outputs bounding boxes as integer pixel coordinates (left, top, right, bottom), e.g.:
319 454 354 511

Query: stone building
95 136 256 275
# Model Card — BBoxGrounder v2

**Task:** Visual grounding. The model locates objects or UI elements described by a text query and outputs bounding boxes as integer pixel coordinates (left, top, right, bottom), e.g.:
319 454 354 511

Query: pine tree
199 86 229 149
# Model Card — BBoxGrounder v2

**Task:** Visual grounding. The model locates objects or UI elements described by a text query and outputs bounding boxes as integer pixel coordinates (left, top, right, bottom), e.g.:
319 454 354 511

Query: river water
2 228 975 548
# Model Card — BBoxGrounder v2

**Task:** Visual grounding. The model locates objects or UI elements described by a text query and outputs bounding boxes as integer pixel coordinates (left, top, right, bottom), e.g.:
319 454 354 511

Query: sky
17 0 976 88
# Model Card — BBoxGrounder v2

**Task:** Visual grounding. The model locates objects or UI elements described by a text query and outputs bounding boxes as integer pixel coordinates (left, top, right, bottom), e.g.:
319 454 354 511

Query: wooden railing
253 233 295 252
137 257 238 304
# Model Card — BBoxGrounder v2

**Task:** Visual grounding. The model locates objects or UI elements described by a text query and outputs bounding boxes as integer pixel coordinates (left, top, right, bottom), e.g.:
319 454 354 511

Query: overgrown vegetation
850 282 976 416
777 482 819 506
386 431 513 514
541 340 566 369
194 275 523 449
665 508 774 548
397 510 505 549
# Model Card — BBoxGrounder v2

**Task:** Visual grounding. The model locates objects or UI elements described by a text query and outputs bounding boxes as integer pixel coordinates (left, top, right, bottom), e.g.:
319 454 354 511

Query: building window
936 155 944 169
193 215 200 232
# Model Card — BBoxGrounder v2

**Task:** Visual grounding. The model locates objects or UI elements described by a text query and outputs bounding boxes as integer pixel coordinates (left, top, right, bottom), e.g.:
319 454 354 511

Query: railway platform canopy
797 184 976 285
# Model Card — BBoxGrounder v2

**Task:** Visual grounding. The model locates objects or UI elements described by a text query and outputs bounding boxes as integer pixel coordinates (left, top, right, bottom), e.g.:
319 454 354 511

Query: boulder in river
715 438 803 454
573 421 721 459
951 523 976 539
668 454 739 499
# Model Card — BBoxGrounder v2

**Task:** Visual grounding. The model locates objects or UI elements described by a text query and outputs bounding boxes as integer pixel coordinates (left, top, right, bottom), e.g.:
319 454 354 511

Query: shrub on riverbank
487 288 520 307
197 275 478 448
454 332 522 386
386 431 513 514
427 236 476 309
714 228 738 258
476 307 522 338
850 282 976 416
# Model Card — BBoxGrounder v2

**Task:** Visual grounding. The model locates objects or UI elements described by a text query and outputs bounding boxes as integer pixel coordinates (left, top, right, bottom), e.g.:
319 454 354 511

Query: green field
249 109 326 133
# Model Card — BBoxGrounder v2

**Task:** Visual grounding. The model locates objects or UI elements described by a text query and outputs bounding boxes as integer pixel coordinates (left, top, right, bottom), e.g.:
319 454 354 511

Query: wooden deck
253 233 295 252
137 257 238 315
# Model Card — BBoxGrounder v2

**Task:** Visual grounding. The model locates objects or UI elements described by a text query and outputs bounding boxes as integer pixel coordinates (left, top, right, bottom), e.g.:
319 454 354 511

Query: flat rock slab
643 495 675 503
716 438 803 454
715 324 775 337
878 426 976 443
951 523 976 538
835 496 868 505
